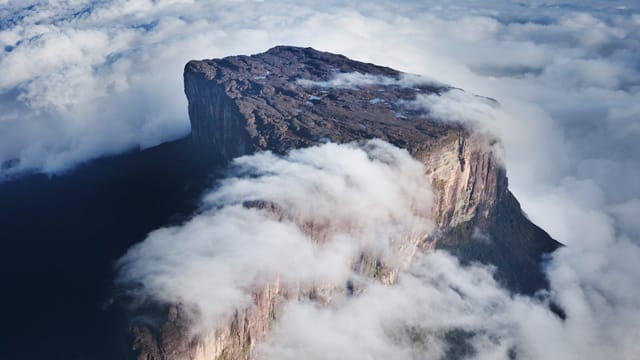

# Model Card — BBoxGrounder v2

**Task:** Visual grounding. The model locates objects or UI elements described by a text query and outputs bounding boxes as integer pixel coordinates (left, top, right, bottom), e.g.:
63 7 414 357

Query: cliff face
131 46 561 360
414 131 558 294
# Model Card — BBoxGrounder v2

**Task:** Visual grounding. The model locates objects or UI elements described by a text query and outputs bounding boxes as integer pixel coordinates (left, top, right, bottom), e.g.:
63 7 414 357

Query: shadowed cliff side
0 136 223 360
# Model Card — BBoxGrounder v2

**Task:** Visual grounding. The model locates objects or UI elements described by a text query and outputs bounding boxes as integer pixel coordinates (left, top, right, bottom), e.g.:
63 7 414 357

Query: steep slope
130 46 561 360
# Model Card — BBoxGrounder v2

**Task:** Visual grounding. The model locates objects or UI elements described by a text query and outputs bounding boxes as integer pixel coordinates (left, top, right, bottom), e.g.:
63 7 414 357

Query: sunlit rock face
131 46 560 360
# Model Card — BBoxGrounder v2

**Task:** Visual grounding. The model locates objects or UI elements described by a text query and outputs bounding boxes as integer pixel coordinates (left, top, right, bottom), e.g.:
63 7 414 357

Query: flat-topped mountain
130 46 561 360
184 45 455 158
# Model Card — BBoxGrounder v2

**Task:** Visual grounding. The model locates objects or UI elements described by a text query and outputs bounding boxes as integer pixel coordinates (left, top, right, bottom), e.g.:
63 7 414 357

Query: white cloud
3 0 640 358
117 140 434 330
260 251 561 360
297 72 444 89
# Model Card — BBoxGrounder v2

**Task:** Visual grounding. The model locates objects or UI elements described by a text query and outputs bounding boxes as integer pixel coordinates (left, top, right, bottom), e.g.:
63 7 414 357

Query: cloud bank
0 0 637 178
117 140 434 327
260 252 559 360
3 0 640 358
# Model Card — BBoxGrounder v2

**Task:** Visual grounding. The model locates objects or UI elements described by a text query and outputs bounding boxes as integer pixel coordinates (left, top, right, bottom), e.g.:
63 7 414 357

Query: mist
117 140 434 330
2 0 639 359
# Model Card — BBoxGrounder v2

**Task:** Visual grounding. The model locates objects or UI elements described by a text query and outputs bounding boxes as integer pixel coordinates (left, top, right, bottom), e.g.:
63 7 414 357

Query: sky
2 0 640 359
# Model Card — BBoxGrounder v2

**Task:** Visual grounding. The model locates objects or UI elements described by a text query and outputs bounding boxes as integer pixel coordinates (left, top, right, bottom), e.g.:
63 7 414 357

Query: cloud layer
117 140 434 327
3 0 640 358
0 1 637 177
260 252 559 360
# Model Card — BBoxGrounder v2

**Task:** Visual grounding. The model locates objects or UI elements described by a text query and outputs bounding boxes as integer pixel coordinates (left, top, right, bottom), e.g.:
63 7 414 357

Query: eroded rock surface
131 46 561 360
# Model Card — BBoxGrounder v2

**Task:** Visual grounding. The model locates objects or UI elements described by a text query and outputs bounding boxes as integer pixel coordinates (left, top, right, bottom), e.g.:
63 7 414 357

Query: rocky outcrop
130 46 561 360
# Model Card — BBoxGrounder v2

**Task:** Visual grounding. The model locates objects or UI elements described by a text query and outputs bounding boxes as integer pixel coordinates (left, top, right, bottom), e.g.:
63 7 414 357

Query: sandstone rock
131 46 561 360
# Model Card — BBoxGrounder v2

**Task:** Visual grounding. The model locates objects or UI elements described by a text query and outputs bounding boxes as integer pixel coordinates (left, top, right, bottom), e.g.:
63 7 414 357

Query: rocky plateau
130 46 561 360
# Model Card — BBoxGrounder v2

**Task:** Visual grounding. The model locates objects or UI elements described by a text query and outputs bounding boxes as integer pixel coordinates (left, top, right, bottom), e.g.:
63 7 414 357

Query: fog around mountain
1 1 639 359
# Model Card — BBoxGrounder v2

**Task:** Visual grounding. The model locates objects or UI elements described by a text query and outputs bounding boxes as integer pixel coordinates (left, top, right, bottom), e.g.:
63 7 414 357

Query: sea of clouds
2 0 640 359
117 140 435 331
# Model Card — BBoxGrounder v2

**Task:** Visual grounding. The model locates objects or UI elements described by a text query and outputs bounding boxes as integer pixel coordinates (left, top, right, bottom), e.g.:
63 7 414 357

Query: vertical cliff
184 67 252 160
129 46 561 360
415 131 558 293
